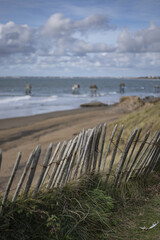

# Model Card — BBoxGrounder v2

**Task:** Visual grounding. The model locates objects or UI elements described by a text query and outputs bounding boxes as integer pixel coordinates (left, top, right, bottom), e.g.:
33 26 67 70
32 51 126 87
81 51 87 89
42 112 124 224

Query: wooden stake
32 143 53 198
24 145 41 196
41 142 61 186
105 125 123 184
125 131 150 182
0 149 2 171
135 131 158 176
47 141 67 189
101 124 118 175
12 150 35 202
97 123 107 173
0 152 21 215
64 133 83 183
92 125 102 173
114 128 138 188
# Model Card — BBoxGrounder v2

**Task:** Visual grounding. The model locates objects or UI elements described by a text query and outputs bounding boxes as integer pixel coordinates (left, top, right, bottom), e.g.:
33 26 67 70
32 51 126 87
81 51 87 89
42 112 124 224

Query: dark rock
80 102 108 107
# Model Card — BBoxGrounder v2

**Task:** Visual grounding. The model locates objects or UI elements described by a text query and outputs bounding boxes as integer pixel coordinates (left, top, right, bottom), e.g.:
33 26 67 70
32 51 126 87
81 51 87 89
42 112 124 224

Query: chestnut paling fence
0 123 160 214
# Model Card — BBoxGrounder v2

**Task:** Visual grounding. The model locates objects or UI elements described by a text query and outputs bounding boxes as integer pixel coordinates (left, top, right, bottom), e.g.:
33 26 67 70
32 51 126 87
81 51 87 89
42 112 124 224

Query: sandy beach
0 96 151 192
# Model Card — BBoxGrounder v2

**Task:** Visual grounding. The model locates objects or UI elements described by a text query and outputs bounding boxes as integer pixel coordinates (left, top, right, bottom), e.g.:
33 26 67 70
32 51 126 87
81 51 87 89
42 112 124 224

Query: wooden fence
0 123 160 214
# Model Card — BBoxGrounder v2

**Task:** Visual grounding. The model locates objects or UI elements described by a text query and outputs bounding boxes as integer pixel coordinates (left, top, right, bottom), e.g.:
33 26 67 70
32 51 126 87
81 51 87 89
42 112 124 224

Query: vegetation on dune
0 173 160 240
116 99 160 135
0 99 160 240
0 176 114 240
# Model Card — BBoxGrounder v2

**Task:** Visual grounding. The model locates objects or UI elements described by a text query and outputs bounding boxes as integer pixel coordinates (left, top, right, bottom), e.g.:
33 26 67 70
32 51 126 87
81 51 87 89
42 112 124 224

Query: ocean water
0 77 160 119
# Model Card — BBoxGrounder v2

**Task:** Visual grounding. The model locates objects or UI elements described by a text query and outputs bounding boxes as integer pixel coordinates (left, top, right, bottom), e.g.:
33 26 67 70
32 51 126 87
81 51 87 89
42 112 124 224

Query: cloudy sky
0 0 160 77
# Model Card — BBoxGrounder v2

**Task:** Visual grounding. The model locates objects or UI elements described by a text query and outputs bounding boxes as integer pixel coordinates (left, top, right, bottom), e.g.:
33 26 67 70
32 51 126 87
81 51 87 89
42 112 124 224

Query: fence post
135 131 158 177
72 130 89 180
92 124 103 173
79 128 95 177
125 131 150 182
50 140 72 188
24 145 41 197
58 137 78 187
97 123 107 173
41 142 61 186
105 125 123 184
47 141 67 189
32 143 53 198
0 149 2 171
64 132 83 184
101 124 118 175
143 135 160 177
0 152 21 215
12 150 35 202
114 128 138 188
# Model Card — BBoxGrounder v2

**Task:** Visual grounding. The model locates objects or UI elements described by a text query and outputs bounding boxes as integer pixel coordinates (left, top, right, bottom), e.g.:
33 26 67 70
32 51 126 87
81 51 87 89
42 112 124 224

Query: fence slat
101 124 118 175
144 144 160 177
32 143 53 198
105 125 123 184
85 127 98 174
41 142 61 186
121 128 142 183
143 135 160 177
125 131 150 182
58 137 78 187
24 145 41 196
114 128 138 188
51 140 72 188
0 152 21 215
78 129 92 176
92 124 103 173
47 141 67 189
0 149 2 171
147 136 160 173
72 130 89 180
97 123 107 173
79 128 95 177
64 132 83 184
12 150 35 202
135 131 158 177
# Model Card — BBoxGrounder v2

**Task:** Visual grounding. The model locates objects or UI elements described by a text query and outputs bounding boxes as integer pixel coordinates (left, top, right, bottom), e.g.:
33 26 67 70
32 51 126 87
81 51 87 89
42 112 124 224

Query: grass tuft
1 172 160 240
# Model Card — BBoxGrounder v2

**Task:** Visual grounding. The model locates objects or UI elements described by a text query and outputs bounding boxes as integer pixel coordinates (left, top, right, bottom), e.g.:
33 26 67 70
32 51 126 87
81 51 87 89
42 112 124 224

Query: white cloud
117 22 160 53
39 13 115 57
72 40 115 55
0 21 35 56
0 14 160 76
40 13 113 38
40 13 73 38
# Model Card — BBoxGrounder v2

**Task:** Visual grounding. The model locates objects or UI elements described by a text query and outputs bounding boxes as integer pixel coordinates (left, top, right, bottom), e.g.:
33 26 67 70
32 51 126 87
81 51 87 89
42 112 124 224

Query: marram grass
0 175 114 240
0 172 159 240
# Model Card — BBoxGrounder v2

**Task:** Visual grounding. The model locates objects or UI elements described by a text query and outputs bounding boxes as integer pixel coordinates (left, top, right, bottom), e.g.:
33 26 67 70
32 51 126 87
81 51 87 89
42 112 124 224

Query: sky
0 0 160 77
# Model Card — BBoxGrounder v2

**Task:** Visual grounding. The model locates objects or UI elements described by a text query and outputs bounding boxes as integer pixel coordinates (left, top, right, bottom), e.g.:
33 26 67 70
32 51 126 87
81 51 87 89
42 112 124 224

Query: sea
0 76 160 120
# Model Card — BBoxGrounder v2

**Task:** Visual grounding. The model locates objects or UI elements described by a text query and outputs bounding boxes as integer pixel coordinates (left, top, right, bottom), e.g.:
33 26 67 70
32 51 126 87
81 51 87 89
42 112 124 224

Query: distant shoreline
0 76 160 79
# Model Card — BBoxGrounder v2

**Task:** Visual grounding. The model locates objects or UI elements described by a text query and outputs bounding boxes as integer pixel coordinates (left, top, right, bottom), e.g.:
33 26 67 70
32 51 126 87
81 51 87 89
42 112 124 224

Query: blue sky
0 0 160 77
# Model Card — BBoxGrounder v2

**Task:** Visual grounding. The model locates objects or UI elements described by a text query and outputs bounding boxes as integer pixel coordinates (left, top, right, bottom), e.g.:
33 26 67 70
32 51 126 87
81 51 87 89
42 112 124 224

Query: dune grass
0 99 160 240
0 172 159 240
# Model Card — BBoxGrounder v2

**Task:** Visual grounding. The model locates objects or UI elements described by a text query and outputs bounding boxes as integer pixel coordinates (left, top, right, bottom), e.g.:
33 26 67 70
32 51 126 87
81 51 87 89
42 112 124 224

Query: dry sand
0 97 144 192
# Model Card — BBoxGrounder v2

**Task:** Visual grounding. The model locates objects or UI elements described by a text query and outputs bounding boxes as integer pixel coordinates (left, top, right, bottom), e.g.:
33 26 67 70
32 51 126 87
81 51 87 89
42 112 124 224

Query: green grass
107 195 160 240
0 176 114 240
113 100 160 137
0 173 160 240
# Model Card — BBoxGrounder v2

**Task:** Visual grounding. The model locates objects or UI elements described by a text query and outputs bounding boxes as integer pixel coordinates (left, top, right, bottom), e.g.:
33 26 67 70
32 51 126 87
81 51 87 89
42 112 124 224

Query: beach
0 100 131 191
0 96 158 192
